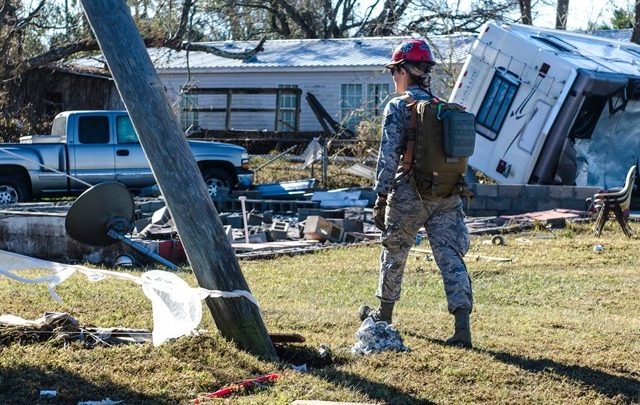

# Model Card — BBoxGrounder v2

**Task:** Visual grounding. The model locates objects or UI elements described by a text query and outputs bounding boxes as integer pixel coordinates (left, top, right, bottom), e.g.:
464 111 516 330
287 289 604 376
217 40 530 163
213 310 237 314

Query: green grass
1 223 639 404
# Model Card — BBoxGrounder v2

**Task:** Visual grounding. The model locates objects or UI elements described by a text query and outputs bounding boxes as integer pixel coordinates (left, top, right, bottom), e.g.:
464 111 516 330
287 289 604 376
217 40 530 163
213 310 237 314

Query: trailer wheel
0 175 29 204
202 168 232 200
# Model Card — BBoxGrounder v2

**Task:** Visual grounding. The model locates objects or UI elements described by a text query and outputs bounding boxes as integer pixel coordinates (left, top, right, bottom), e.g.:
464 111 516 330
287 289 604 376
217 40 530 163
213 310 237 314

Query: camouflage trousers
376 180 473 313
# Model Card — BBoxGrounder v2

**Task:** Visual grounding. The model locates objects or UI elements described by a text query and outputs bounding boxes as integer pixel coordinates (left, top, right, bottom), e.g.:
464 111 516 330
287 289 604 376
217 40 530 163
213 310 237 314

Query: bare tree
518 0 533 24
208 0 416 39
555 0 569 29
406 0 515 35
633 0 640 44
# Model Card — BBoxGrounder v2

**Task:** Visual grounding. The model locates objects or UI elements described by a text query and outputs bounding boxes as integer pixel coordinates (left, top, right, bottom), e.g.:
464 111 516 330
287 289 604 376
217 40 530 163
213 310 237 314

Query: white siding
159 68 456 133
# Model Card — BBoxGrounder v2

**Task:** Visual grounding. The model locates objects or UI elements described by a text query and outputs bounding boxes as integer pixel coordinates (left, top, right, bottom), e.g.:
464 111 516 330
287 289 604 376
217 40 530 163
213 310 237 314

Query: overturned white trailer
450 22 640 188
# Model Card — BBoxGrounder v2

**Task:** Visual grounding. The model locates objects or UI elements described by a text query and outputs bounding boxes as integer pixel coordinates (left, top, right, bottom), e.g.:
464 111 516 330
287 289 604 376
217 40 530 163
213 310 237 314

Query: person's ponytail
402 61 434 91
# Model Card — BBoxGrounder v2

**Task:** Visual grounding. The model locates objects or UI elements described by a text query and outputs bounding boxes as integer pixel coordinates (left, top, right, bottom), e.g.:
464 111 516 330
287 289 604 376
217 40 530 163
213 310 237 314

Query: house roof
73 35 477 72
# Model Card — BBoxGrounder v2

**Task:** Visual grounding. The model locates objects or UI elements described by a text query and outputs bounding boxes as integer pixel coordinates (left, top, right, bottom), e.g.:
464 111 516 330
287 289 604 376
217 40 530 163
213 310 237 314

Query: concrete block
558 199 589 211
247 213 263 226
509 198 538 214
482 197 512 211
467 197 486 210
548 186 573 199
304 216 344 242
574 187 600 200
473 184 499 197
498 184 523 198
269 221 290 241
226 214 244 229
343 232 366 244
262 210 274 224
298 208 345 222
523 185 550 199
327 218 364 234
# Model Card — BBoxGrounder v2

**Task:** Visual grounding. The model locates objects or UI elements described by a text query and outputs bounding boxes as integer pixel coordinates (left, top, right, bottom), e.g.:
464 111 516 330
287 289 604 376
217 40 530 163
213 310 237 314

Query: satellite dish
65 182 134 246
65 182 178 270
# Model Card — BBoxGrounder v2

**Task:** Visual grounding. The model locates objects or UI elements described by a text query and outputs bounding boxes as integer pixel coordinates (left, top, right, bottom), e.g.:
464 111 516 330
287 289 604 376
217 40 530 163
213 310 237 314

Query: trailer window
569 96 607 140
476 70 519 140
78 116 109 144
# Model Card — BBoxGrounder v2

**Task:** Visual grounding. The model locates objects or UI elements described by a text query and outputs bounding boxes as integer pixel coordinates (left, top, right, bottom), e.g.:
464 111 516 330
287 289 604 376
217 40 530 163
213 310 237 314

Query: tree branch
183 37 266 59
16 0 45 30
272 0 317 38
169 0 194 44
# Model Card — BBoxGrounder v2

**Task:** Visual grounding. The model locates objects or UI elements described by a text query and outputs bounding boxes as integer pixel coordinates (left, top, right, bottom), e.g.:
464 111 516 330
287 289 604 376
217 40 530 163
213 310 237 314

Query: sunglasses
389 67 398 76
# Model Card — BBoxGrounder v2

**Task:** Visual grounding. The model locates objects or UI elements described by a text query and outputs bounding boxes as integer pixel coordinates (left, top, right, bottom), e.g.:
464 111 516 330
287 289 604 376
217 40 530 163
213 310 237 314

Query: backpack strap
400 95 417 172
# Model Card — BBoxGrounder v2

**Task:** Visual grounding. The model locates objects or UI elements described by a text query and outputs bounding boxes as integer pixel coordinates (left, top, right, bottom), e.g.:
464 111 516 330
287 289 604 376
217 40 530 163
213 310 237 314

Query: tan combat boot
445 308 472 348
358 301 395 324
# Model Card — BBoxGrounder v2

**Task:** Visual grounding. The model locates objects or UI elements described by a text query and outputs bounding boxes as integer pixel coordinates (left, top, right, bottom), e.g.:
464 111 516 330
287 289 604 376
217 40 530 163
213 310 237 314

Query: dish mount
65 182 178 270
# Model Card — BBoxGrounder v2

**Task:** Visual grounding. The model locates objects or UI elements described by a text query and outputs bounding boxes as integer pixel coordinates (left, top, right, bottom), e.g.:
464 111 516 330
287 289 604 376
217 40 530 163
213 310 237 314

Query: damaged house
73 35 475 135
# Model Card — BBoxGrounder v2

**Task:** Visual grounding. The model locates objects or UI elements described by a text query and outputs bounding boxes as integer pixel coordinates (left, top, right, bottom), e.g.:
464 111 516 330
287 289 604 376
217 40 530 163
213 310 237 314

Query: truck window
116 116 139 144
78 116 110 144
476 69 520 141
51 116 67 137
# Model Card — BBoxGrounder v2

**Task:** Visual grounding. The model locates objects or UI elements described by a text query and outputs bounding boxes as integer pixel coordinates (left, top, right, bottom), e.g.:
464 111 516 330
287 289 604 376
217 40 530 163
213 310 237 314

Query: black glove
373 197 387 231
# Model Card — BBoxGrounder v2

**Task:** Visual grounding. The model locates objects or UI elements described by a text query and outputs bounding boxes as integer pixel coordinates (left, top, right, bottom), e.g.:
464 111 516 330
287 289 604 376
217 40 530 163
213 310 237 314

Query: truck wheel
202 168 232 199
0 176 29 204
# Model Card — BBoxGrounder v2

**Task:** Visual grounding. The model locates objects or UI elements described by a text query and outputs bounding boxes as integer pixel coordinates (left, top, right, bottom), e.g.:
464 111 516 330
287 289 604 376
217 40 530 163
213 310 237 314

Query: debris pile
0 312 151 346
351 317 410 355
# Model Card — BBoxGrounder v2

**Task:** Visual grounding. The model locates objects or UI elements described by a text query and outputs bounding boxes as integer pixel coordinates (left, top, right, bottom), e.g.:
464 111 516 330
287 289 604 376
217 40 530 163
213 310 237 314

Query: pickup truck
0 110 253 204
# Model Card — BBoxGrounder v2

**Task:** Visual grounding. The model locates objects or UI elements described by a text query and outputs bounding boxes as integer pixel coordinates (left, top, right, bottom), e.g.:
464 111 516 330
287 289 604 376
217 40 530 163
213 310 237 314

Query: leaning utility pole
79 0 277 360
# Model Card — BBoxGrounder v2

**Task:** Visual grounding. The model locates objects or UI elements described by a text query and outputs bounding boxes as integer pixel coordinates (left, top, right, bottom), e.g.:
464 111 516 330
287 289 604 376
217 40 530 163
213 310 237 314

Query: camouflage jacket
374 85 434 195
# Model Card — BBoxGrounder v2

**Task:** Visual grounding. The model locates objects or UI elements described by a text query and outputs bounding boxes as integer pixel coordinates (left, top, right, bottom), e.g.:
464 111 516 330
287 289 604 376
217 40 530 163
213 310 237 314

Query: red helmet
386 39 435 68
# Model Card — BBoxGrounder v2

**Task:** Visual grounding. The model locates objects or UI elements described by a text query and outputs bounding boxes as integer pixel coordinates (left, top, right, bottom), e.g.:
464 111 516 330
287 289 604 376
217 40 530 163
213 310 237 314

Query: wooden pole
79 0 277 360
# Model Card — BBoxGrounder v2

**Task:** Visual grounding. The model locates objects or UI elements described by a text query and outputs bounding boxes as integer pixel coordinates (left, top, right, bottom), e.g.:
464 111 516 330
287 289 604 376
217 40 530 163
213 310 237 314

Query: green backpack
401 96 476 198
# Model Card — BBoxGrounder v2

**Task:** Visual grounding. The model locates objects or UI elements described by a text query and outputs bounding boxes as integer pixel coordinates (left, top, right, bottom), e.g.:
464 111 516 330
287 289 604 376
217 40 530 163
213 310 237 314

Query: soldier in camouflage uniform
359 39 474 348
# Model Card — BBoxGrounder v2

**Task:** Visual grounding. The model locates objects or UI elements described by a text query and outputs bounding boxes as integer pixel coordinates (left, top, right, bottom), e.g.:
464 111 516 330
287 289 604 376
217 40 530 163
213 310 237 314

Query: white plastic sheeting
575 100 640 189
0 250 258 346
351 317 409 355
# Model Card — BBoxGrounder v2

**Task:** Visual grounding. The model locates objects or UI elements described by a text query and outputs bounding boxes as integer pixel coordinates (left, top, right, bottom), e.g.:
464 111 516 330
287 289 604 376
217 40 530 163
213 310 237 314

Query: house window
116 116 139 144
180 92 199 132
278 84 298 132
476 70 519 140
78 116 109 144
367 84 390 116
341 84 363 129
